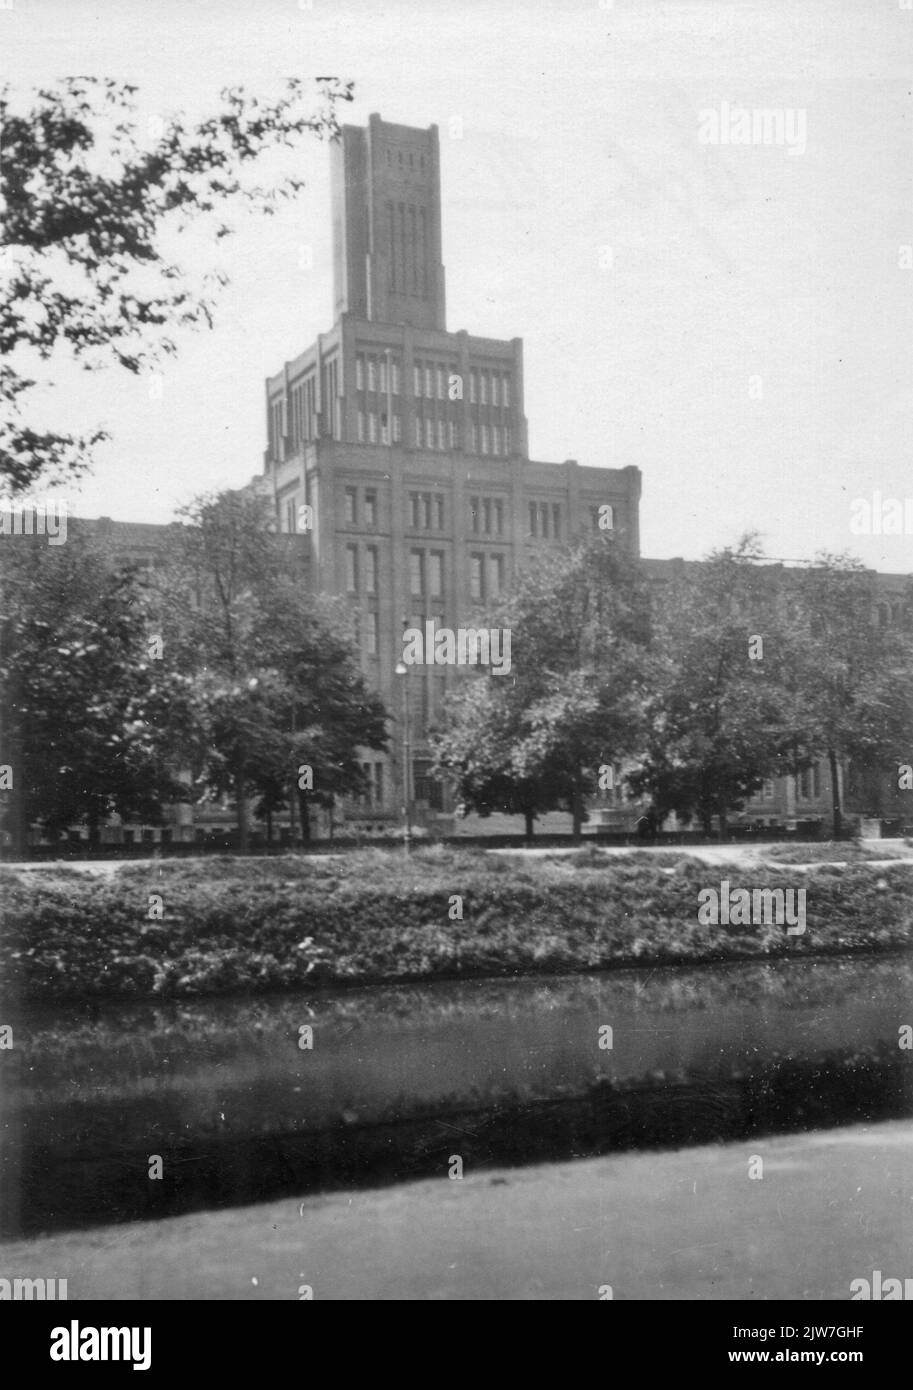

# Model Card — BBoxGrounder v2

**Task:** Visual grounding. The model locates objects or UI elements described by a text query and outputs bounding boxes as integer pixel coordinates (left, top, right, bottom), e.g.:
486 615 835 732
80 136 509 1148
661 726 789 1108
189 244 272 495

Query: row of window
355 410 514 455
355 356 402 395
343 486 579 541
346 543 379 595
387 201 429 296
353 356 512 410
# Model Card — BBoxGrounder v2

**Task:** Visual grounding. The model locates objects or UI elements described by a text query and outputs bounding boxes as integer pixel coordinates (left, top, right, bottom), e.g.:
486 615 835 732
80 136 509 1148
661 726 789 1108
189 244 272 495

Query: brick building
260 114 641 834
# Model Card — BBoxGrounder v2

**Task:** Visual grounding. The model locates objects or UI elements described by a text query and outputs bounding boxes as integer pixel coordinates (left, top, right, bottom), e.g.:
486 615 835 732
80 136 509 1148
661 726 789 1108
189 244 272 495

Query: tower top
331 114 446 331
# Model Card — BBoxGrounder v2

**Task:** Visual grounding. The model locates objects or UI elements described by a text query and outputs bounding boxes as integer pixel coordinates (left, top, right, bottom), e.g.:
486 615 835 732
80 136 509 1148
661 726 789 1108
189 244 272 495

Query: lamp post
394 659 412 853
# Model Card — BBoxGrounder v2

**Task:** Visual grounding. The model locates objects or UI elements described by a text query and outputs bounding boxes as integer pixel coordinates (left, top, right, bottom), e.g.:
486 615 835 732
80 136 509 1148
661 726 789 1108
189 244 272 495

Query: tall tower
332 113 446 331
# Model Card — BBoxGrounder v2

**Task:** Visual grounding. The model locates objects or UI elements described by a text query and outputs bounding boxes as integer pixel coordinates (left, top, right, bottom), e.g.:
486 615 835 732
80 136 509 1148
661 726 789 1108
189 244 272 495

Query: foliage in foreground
1 853 910 1001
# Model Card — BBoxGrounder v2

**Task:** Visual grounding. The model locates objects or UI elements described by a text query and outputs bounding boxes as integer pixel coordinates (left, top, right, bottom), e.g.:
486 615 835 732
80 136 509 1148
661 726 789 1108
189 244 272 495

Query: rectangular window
379 359 387 393
448 419 457 449
364 490 377 527
529 502 538 537
481 424 490 454
494 499 504 535
503 375 511 407
480 372 488 405
483 498 492 535
344 487 357 524
425 418 434 449
357 411 365 443
470 421 478 453
422 492 432 529
391 360 400 394
380 414 389 445
492 373 500 407
410 550 424 597
492 426 501 455
368 412 377 443
437 365 445 399
368 358 377 392
393 414 402 442
552 504 561 540
503 425 512 453
489 553 504 596
469 371 477 404
285 499 297 534
414 417 422 448
356 356 364 390
470 553 484 601
540 504 549 538
413 364 422 396
425 366 433 398
345 544 358 592
470 495 480 533
364 611 378 656
428 551 444 596
437 418 445 450
434 494 444 530
365 545 378 593
410 492 420 528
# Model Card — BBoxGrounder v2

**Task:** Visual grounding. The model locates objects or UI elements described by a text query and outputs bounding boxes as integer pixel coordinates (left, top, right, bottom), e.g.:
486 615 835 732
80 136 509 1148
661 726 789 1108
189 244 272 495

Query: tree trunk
235 754 249 855
571 777 583 842
828 748 843 840
297 789 311 843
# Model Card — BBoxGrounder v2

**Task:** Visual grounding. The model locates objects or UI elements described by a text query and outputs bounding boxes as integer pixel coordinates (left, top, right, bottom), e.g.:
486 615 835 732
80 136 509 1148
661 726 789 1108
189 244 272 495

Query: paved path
3 1121 910 1300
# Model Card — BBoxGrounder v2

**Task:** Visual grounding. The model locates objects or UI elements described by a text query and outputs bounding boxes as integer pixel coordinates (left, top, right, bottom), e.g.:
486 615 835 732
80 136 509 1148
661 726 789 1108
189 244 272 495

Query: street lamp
394 659 412 853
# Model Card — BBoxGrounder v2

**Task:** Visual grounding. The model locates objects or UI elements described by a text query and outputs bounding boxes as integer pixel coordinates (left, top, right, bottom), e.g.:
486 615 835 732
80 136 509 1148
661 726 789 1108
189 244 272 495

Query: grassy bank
2 848 911 1001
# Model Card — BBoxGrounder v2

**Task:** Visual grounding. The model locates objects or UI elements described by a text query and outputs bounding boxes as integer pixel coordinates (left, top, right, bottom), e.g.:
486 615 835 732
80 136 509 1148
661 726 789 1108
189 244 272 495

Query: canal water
4 952 911 1233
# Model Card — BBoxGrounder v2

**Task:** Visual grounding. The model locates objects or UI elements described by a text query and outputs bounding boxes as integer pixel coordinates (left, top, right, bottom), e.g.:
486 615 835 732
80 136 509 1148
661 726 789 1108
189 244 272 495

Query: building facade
260 113 642 834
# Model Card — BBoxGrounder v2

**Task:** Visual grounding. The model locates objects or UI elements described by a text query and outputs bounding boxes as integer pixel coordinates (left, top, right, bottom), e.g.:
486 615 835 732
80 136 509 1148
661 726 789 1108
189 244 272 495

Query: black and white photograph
1 0 912 1332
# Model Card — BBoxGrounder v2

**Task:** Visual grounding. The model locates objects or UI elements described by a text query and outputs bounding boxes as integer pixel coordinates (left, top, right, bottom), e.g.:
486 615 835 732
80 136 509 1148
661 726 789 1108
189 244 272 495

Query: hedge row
1 854 911 1000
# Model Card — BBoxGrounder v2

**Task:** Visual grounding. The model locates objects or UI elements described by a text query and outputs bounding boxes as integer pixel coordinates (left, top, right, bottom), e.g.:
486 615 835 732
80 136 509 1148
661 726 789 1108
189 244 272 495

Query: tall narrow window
481 424 490 455
503 425 512 453
437 365 445 399
492 426 501 455
410 492 420 528
437 418 445 450
388 203 396 289
492 374 500 407
391 360 400 394
421 493 432 529
529 502 538 537
345 545 358 592
414 417 422 448
356 356 365 390
420 208 428 294
552 504 561 539
410 550 424 597
489 553 504 596
503 376 511 407
434 494 444 530
365 545 378 593
483 498 492 534
470 554 484 601
480 372 488 405
425 366 433 398
364 490 377 526
413 363 422 396
393 415 402 442
368 358 376 392
494 499 504 535
357 411 365 443
425 418 434 449
429 551 444 596
469 371 477 404
470 496 480 533
368 412 377 443
364 611 378 656
344 487 357 524
410 206 418 291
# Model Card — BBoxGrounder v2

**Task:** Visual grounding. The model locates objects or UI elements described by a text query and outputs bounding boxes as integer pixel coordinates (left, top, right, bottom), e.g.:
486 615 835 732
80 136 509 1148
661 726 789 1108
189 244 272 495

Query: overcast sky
4 0 912 572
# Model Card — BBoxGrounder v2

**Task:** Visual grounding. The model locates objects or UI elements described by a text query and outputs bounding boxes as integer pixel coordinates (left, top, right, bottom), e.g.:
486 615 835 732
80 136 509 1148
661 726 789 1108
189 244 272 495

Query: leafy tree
0 76 352 492
0 537 189 853
628 535 798 836
432 533 654 839
777 555 913 838
155 491 388 850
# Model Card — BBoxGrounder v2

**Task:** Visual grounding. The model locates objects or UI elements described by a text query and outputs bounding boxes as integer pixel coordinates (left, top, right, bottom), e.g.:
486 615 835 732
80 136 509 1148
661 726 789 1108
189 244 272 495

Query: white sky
2 0 912 572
